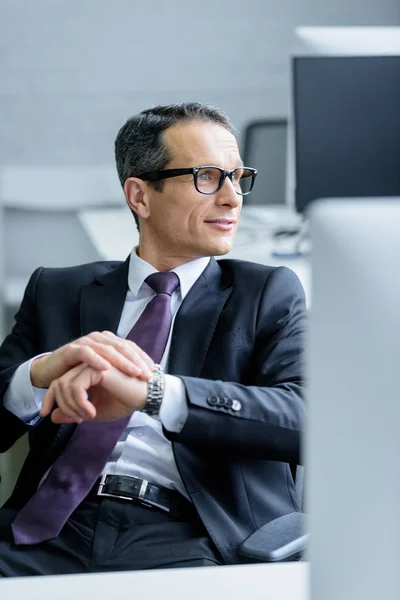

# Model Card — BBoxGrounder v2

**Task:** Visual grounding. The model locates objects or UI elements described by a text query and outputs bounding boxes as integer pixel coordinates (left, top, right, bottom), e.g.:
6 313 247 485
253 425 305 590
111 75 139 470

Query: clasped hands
31 331 154 425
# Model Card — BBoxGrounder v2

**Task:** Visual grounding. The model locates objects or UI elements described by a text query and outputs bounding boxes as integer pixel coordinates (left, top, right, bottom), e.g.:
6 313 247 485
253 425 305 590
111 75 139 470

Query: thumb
40 386 55 417
50 408 92 424
51 408 77 424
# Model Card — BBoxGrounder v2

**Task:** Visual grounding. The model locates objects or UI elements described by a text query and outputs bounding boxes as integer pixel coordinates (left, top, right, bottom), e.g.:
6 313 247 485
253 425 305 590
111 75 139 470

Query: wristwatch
142 364 165 415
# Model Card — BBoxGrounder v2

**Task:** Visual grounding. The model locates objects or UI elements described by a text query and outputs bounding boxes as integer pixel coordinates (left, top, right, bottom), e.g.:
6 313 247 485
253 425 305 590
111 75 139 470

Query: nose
215 177 242 208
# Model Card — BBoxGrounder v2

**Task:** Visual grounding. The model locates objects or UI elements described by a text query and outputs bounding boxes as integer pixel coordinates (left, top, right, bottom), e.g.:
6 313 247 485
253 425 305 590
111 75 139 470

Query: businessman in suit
0 102 306 576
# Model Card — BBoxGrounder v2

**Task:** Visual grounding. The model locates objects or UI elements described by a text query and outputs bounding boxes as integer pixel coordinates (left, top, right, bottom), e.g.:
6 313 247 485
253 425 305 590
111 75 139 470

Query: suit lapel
168 258 232 377
52 259 130 454
80 255 233 375
80 258 130 336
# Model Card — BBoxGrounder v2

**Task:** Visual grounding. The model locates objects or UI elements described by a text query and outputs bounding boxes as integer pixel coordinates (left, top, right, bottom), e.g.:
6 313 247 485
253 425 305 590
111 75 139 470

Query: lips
204 219 236 224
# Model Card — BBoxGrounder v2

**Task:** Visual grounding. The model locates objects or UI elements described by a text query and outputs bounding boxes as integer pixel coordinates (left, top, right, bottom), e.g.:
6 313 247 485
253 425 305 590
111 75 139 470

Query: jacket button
224 398 233 408
231 399 242 411
207 396 219 406
207 396 227 407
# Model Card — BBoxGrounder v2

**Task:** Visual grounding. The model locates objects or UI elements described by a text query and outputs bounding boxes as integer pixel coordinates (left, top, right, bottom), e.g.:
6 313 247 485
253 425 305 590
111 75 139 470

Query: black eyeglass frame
135 165 258 196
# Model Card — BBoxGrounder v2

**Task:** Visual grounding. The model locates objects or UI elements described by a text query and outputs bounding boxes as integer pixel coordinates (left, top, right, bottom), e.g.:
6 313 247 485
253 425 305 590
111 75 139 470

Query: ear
124 178 151 221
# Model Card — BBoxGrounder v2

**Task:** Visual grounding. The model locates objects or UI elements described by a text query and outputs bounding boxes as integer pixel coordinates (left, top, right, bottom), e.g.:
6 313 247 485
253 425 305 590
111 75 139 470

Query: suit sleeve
164 267 307 465
0 268 44 452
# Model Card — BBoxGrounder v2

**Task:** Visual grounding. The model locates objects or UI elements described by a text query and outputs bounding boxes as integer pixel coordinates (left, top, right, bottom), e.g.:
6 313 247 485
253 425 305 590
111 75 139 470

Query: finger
82 334 139 369
83 337 152 379
51 410 75 424
101 332 155 370
41 386 56 417
126 344 154 372
93 341 145 376
127 342 155 370
97 330 117 339
40 364 94 420
66 344 111 372
51 379 84 424
44 364 93 423
51 407 97 425
57 366 101 421
41 363 86 418
55 362 88 412
70 384 97 420
59 383 90 422
93 331 154 370
99 332 154 372
40 380 78 421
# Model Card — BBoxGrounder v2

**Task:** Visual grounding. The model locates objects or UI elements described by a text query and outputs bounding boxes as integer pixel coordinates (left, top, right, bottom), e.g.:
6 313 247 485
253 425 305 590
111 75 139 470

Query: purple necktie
12 271 180 545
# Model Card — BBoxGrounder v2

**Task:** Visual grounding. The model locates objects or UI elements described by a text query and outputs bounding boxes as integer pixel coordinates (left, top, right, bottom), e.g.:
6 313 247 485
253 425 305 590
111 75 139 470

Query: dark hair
114 102 233 230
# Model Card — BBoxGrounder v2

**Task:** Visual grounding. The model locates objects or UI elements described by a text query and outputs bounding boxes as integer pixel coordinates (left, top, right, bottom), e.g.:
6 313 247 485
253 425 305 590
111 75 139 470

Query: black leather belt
92 474 197 521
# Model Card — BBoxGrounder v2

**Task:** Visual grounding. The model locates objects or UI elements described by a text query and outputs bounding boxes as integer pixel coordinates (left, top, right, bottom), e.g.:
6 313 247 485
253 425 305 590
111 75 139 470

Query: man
0 102 306 576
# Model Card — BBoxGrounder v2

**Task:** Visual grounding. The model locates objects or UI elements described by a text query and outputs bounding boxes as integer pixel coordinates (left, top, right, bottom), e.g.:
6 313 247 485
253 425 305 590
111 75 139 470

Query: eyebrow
195 161 245 169
231 160 244 169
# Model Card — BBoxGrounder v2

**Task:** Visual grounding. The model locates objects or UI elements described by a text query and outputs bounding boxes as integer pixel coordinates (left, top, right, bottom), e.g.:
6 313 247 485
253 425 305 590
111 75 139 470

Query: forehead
164 121 241 167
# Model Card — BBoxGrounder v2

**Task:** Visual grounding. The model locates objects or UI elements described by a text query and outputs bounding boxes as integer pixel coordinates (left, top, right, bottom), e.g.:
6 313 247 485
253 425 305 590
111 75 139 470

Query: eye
232 169 244 181
198 168 219 182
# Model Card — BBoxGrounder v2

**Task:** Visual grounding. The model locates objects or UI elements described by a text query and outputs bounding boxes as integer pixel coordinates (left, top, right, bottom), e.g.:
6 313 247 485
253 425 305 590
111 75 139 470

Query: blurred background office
1 4 400 595
1 0 399 332
1 0 399 331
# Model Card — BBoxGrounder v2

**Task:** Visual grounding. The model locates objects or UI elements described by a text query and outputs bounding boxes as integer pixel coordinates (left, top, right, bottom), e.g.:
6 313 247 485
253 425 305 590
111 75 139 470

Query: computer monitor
307 198 400 600
287 27 400 215
293 55 400 214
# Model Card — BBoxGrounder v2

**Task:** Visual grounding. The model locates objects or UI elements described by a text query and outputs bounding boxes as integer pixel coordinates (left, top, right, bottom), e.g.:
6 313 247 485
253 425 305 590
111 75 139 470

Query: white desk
78 205 311 306
1 562 308 600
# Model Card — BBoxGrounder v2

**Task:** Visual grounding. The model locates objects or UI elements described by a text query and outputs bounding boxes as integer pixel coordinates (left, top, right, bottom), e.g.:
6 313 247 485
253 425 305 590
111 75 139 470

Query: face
128 121 244 268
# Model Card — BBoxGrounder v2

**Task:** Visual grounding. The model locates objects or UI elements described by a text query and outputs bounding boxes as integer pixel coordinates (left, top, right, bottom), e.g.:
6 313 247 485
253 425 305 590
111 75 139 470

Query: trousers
0 496 222 577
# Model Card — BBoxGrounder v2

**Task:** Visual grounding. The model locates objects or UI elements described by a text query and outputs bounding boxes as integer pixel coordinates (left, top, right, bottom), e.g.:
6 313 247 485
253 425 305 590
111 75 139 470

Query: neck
136 240 205 272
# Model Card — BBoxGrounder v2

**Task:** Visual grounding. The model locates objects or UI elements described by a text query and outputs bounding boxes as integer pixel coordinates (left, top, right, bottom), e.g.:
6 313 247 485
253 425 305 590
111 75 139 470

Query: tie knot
145 271 180 296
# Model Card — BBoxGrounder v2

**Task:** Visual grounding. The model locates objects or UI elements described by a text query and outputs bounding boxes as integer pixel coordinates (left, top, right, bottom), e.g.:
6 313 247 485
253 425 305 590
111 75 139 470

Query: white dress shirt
4 249 211 500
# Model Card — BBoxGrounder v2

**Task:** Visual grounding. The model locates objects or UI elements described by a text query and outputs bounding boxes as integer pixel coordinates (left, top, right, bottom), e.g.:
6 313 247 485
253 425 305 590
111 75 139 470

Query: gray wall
1 0 399 205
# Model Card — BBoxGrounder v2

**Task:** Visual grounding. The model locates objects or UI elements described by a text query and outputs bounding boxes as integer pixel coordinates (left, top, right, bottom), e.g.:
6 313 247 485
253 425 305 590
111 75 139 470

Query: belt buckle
97 473 150 503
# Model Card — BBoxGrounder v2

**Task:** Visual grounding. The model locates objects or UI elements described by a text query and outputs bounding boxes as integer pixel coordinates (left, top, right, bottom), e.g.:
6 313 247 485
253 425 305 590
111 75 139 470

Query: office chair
238 466 308 562
242 119 288 206
238 511 307 562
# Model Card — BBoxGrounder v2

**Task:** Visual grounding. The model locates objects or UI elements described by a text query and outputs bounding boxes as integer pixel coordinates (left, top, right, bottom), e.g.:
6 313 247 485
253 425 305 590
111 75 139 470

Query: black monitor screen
293 56 400 214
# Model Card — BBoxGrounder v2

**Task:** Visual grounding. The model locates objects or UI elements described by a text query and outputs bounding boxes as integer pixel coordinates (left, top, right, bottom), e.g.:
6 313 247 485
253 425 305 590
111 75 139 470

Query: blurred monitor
288 27 400 214
242 119 287 206
308 198 400 600
293 55 400 214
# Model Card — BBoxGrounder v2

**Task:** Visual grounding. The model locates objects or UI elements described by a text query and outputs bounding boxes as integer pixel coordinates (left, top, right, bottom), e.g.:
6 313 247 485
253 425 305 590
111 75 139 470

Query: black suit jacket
0 257 307 564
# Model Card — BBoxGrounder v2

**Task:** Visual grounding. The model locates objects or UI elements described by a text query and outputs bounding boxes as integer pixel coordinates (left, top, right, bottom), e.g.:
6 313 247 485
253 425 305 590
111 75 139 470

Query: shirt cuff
3 354 49 426
159 375 189 433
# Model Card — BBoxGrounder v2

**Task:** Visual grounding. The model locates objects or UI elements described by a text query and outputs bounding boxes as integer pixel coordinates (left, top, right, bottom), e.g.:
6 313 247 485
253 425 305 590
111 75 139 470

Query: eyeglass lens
196 168 254 195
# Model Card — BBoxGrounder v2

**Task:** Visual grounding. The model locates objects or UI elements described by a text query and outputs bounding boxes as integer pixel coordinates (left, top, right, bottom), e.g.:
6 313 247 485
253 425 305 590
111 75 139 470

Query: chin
213 248 231 257
189 235 234 258
207 241 233 257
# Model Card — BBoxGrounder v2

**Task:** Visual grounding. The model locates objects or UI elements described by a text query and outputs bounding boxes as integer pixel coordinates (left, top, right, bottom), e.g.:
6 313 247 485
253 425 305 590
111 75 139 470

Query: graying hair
114 102 233 230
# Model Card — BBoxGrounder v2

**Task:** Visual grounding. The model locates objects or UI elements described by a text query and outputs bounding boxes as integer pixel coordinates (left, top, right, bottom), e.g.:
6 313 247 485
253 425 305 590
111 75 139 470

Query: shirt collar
127 247 211 300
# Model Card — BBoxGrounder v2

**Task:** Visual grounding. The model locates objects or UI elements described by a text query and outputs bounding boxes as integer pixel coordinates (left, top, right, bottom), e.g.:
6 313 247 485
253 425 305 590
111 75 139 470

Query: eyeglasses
135 165 257 196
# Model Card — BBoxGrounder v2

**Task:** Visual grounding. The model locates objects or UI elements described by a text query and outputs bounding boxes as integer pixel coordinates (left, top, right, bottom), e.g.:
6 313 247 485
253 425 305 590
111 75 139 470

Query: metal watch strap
143 364 165 415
